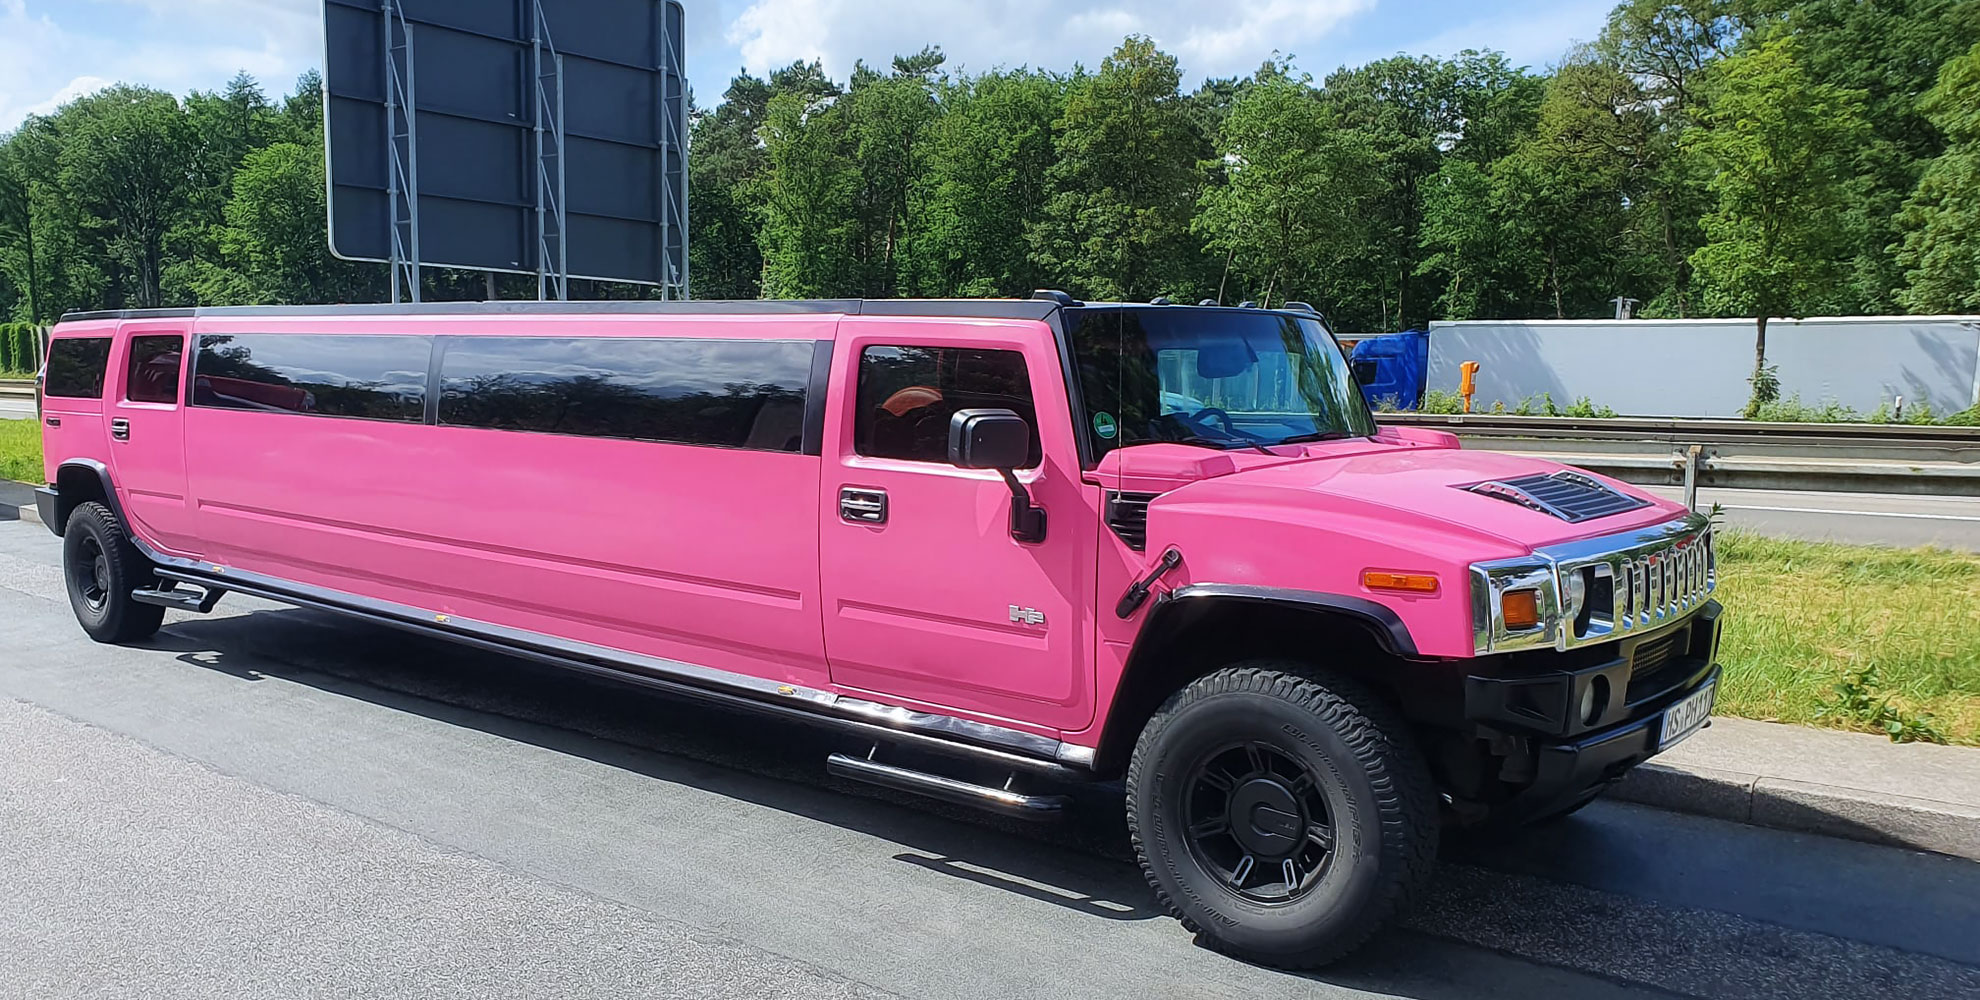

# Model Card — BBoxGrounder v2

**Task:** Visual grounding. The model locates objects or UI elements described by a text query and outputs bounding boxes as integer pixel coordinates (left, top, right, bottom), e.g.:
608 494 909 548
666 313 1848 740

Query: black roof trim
59 298 1064 324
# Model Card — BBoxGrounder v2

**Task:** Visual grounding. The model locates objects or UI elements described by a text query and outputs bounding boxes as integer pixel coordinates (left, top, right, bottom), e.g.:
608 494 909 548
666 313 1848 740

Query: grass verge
0 418 41 484
1714 531 1980 745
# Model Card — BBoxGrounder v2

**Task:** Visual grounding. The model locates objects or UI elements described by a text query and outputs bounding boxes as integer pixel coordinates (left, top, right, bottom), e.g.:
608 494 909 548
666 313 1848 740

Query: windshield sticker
1093 411 1119 440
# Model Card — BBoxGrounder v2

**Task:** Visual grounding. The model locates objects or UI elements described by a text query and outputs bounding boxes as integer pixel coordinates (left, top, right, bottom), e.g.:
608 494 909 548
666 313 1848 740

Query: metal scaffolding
531 0 569 301
380 0 421 303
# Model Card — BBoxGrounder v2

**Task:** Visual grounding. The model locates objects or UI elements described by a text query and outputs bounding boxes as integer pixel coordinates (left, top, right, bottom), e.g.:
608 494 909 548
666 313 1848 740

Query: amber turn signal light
1363 571 1439 594
1501 589 1542 629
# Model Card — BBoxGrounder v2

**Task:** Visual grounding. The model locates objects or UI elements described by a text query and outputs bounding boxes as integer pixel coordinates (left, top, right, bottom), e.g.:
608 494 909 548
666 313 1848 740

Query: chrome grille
1612 530 1714 631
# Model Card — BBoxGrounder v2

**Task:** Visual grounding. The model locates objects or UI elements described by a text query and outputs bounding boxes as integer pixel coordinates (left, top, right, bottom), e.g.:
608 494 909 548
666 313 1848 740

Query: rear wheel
62 502 165 643
1127 662 1438 968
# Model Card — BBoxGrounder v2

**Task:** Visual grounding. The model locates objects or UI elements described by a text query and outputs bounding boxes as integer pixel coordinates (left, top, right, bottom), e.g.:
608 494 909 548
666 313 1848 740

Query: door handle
840 487 887 524
43 416 60 428
110 418 130 441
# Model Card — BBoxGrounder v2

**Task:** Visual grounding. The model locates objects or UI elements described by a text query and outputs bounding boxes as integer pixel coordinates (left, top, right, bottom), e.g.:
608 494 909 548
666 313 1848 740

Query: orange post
1458 361 1480 413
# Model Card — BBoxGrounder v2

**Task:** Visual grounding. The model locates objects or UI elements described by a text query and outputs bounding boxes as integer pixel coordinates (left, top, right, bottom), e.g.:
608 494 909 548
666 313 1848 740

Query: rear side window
854 346 1040 467
192 334 431 422
438 337 814 452
126 335 185 404
44 338 112 398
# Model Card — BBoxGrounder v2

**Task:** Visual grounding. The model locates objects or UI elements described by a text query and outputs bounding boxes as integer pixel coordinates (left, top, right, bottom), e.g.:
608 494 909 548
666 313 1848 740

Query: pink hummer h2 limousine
34 294 1720 968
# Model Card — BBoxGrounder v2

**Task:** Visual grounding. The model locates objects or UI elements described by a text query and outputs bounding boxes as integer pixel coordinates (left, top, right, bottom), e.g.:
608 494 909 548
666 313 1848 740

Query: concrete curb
1609 759 1980 860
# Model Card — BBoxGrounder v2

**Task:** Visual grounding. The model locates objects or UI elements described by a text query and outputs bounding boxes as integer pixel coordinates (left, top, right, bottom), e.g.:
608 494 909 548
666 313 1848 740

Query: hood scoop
1460 471 1650 523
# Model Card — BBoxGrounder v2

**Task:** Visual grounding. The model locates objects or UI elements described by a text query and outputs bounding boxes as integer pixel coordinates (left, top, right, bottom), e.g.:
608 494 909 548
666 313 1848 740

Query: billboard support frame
380 0 421 303
531 1 569 301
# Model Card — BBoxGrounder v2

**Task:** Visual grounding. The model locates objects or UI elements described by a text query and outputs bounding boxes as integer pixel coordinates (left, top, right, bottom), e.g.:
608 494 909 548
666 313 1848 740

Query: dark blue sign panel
324 0 687 291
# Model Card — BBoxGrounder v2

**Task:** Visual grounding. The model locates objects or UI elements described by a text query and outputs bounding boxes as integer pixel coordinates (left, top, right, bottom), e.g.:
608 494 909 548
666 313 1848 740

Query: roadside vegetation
1713 532 1980 745
1380 389 1980 425
0 417 40 483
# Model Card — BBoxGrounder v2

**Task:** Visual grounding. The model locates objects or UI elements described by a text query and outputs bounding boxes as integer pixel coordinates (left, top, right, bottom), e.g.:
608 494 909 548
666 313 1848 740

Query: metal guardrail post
1683 445 1702 510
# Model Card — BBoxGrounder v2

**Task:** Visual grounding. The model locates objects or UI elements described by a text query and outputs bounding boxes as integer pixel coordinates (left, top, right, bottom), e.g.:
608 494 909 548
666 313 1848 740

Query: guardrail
0 377 31 399
1377 412 1980 499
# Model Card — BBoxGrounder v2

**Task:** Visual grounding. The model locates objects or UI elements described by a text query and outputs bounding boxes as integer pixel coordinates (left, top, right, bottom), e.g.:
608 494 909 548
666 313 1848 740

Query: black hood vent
1105 491 1157 550
1461 471 1650 523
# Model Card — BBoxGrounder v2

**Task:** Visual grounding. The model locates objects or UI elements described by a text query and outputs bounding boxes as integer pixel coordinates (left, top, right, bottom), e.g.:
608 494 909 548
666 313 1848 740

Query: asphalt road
1 520 1977 999
0 395 33 420
1642 485 1980 550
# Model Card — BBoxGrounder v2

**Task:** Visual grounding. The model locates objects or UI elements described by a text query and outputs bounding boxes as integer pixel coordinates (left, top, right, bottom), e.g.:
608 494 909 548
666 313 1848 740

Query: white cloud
725 0 1371 84
1 0 319 131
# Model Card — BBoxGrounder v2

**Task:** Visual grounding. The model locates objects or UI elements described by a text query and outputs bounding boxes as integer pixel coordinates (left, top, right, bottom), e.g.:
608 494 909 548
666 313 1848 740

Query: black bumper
34 486 61 537
1463 602 1723 818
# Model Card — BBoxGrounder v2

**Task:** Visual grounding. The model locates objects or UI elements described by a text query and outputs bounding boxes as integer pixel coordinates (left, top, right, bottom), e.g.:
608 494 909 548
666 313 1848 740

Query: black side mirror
948 408 1047 544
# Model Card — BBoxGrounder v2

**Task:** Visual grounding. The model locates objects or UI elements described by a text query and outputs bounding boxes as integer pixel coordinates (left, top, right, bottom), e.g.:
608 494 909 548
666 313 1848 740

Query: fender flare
49 458 128 537
1159 583 1419 658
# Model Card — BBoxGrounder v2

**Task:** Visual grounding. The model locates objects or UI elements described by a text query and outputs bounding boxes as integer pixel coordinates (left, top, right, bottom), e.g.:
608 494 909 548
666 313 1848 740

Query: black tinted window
44 338 112 398
438 337 813 452
192 334 431 422
126 335 185 404
855 346 1039 467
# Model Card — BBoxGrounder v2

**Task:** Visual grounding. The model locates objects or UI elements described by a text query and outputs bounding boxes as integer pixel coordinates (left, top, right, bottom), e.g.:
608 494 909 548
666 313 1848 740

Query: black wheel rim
1181 741 1334 905
74 535 111 612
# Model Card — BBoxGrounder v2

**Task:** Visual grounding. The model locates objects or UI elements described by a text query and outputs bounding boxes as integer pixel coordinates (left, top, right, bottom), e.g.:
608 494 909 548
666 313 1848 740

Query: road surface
1643 485 1980 550
0 519 1975 999
0 395 33 420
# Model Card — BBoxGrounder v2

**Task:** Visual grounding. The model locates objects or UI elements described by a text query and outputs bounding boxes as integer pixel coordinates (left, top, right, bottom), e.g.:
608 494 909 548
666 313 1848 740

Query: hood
1135 437 1687 553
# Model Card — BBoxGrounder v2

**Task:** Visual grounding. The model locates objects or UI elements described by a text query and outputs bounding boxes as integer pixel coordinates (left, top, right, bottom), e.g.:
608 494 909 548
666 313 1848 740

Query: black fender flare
1159 584 1419 658
48 458 127 537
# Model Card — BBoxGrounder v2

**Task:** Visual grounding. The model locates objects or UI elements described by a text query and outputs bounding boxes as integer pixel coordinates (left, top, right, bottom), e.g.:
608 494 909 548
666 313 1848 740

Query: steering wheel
1187 407 1238 434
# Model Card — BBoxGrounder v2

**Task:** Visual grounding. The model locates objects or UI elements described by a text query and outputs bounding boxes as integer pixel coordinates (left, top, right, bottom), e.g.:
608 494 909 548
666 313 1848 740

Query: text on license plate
1659 682 1715 750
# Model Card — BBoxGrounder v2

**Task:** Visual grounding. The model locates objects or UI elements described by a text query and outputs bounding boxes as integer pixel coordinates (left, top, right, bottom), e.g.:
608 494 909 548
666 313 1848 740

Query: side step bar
826 752 1070 821
131 583 226 613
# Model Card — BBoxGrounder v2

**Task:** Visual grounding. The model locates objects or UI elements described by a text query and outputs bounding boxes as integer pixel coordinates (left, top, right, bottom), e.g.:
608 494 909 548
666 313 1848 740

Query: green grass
0 418 41 484
1713 532 1980 744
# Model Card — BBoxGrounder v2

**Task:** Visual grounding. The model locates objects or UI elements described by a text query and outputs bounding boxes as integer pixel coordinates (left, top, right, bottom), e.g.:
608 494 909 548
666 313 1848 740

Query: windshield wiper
1163 436 1263 453
1275 430 1354 446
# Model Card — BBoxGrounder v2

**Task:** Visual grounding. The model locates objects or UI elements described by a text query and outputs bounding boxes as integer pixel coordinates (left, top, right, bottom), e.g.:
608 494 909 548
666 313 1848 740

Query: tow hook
1116 547 1183 619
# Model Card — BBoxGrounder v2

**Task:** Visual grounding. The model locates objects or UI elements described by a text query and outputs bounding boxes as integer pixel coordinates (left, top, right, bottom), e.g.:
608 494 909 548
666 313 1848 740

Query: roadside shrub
0 323 42 375
1752 394 1863 423
1815 666 1949 744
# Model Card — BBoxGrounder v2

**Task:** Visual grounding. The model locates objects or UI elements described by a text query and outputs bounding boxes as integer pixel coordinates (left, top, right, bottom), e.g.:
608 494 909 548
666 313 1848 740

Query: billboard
323 0 688 298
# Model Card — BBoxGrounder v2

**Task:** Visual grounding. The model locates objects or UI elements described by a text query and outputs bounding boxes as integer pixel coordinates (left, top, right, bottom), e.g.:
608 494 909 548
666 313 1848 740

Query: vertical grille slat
1605 529 1716 634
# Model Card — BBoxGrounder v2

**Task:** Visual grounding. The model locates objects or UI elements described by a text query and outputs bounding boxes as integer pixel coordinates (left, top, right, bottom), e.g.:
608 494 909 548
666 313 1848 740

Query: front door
108 324 198 555
819 317 1095 733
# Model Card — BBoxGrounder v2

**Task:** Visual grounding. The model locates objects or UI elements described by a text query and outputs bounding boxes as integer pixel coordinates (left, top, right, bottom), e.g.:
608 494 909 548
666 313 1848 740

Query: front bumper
1462 601 1723 818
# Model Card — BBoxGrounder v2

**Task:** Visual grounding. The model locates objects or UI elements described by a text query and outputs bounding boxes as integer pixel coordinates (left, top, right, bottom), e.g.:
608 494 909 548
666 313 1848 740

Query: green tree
1028 36 1210 302
1896 40 1980 311
1196 68 1377 308
1684 37 1869 415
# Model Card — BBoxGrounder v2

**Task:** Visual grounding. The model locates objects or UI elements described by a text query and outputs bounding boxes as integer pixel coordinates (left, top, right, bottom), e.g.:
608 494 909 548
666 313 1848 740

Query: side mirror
947 408 1047 544
948 408 1031 470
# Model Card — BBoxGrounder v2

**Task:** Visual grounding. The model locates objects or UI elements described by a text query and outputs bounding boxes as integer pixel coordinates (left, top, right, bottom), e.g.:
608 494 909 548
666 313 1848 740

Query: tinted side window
855 346 1040 467
192 334 431 422
44 338 112 398
126 335 185 404
439 337 814 452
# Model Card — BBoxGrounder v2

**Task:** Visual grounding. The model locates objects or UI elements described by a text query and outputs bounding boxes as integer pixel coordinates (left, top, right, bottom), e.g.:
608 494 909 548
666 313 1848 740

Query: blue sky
1 0 1619 130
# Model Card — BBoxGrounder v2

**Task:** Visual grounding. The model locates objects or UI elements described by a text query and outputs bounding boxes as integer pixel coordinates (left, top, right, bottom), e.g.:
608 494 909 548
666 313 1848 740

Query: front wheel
63 502 166 643
1127 663 1439 968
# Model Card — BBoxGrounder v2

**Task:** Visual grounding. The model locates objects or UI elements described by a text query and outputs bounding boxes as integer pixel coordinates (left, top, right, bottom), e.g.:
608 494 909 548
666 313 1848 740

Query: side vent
1105 491 1157 550
1461 471 1651 523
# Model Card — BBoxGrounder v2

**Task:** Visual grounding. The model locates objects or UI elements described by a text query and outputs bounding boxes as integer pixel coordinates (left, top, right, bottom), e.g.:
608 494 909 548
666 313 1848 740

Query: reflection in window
438 337 814 452
192 334 431 422
45 338 112 399
854 345 1040 467
125 335 184 404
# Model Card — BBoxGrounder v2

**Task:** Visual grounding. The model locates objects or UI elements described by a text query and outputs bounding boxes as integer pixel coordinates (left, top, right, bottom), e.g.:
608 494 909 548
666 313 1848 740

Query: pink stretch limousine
34 295 1721 967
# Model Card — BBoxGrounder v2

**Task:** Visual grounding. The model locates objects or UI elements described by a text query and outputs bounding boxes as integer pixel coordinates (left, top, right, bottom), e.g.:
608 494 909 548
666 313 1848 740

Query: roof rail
1149 296 1173 305
1031 289 1084 307
1237 300 1258 309
1281 301 1321 315
1198 299 1219 307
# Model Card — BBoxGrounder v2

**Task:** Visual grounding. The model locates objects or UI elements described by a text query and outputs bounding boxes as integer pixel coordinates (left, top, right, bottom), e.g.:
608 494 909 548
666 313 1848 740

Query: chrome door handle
840 487 888 524
110 418 131 441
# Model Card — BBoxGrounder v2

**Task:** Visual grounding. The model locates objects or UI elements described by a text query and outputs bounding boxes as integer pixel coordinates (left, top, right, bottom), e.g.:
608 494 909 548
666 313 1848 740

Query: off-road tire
1126 662 1439 968
62 502 165 643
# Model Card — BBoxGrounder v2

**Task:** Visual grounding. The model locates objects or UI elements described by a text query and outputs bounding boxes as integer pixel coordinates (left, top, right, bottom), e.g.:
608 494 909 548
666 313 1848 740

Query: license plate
1658 682 1715 750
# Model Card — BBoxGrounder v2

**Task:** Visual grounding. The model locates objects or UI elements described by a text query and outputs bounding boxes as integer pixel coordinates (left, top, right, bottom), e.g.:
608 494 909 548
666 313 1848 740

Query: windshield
1066 307 1376 458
